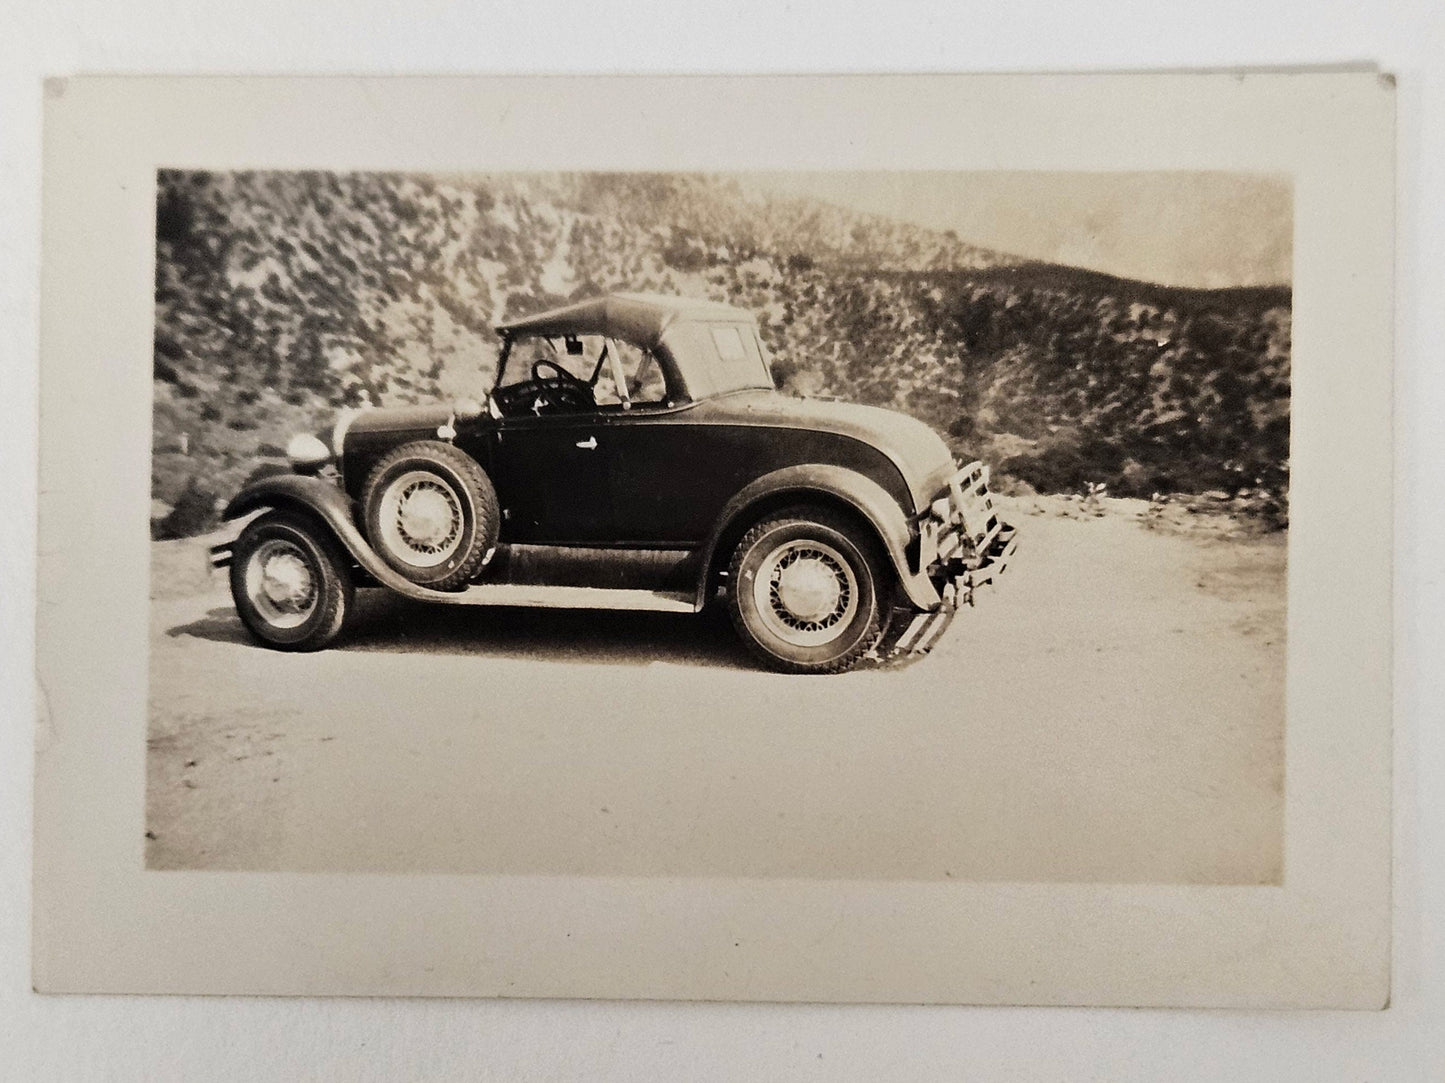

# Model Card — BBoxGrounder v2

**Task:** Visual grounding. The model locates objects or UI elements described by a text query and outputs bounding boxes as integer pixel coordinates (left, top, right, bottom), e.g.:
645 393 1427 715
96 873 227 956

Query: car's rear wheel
230 510 353 651
361 440 500 590
726 507 887 674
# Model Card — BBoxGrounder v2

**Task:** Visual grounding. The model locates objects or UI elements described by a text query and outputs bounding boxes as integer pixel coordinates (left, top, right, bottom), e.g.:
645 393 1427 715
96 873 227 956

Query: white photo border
34 73 1392 1006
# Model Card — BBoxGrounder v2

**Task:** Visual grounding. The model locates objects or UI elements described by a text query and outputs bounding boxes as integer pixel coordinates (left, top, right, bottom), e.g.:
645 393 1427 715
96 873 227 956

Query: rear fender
698 464 942 611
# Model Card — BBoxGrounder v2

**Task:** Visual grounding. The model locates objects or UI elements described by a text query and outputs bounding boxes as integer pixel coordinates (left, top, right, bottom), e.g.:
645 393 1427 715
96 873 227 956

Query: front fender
221 474 405 590
698 464 942 612
224 473 359 531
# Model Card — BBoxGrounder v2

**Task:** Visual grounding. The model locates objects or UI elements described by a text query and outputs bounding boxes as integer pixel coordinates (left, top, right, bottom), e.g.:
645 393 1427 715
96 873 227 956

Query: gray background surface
2 2 1441 1079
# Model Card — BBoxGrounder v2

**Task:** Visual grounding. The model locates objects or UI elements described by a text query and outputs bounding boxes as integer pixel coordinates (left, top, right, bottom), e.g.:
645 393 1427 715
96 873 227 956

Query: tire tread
361 440 500 591
726 506 886 675
230 509 353 652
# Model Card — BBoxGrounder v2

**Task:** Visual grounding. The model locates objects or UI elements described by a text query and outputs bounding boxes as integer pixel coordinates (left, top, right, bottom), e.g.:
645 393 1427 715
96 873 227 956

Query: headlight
285 432 332 474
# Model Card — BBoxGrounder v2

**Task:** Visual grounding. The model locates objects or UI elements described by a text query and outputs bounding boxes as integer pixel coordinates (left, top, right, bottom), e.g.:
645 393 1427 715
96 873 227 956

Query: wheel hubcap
753 539 859 648
377 470 464 567
244 539 318 629
775 556 844 623
397 486 455 546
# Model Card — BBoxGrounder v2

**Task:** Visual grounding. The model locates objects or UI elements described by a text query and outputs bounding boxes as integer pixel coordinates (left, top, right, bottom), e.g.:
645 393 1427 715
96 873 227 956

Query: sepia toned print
147 169 1287 882
34 71 1392 1007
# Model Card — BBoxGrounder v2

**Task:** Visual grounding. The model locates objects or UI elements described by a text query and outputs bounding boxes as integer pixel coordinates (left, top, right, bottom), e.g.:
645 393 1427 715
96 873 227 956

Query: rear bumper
874 461 1018 663
880 523 1017 659
939 521 1018 606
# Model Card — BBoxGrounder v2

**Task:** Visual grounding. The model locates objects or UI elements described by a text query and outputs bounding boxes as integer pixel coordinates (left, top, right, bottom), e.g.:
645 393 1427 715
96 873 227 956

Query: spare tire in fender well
360 439 500 590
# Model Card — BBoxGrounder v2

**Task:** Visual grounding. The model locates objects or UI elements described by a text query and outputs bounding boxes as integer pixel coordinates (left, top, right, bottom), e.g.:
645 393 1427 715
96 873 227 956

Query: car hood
343 403 457 441
341 393 957 510
697 390 956 509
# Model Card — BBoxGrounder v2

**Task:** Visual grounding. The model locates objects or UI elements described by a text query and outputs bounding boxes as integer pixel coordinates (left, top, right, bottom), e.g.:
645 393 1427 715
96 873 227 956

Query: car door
483 414 613 545
603 408 758 546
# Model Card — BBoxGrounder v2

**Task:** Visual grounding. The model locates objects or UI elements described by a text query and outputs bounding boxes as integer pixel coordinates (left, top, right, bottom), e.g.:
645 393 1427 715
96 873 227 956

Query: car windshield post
489 334 514 399
586 340 610 388
607 338 632 408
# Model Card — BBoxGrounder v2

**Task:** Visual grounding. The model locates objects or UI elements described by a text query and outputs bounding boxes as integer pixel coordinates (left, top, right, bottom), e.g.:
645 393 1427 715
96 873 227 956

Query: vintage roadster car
211 293 1016 673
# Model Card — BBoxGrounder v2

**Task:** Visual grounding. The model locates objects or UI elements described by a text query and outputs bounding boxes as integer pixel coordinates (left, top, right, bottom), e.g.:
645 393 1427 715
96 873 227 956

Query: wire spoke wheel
377 470 465 567
243 538 319 629
361 441 500 590
229 510 353 651
727 508 886 674
754 539 858 648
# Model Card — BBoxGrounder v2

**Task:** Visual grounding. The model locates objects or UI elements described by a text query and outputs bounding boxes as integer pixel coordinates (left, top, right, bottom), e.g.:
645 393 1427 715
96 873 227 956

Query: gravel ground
146 496 1285 883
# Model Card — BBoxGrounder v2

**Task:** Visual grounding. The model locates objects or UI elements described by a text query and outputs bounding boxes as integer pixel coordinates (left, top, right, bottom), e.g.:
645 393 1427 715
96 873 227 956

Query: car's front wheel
230 510 353 651
726 507 887 674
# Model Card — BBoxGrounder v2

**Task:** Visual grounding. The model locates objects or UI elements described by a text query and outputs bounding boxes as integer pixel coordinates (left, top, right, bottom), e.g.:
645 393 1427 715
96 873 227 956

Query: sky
737 171 1292 289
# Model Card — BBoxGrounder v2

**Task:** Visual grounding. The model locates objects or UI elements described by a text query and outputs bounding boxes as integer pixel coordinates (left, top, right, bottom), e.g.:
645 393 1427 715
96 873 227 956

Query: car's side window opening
491 330 685 417
710 324 771 387
493 334 612 417
500 336 598 387
711 325 748 364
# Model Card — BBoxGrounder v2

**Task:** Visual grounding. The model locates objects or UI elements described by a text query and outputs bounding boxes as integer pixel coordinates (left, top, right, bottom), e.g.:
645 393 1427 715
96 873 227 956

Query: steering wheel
526 358 594 413
531 359 587 387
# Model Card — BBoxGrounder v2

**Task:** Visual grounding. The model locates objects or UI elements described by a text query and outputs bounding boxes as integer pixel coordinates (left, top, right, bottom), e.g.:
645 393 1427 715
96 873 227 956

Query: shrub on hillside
150 169 1291 537
152 476 219 540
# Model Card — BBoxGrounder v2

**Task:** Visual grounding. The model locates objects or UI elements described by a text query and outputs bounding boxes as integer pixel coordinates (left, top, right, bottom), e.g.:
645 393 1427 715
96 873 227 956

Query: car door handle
575 435 598 450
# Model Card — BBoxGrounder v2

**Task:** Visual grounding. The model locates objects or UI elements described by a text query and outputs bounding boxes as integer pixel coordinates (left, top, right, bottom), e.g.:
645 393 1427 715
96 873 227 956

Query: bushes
1001 445 1096 497
1000 432 1126 495
999 444 1281 506
768 353 803 391
150 169 1291 537
660 230 710 272
152 476 219 540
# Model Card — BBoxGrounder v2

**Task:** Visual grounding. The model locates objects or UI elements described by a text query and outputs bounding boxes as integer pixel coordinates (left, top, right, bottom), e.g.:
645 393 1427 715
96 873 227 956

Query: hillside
151 170 1290 537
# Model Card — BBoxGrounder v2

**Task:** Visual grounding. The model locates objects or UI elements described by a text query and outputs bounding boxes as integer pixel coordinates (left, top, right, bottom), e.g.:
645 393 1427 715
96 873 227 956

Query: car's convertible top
494 292 756 348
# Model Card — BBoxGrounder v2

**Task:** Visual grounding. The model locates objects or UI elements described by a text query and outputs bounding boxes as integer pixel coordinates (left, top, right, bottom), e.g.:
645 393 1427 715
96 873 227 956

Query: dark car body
214 293 1016 669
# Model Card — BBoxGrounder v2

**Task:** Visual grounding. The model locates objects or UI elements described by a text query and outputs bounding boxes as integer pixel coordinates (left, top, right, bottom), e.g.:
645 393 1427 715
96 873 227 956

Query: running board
445 584 696 613
213 532 701 612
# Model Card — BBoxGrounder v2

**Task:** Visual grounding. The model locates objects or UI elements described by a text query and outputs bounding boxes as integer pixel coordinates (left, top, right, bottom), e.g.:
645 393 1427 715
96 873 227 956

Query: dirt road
146 497 1285 884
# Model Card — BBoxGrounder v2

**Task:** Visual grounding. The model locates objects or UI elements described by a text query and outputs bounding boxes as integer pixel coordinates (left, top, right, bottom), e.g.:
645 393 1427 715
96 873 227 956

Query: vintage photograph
33 71 1391 1007
145 168 1291 882
15 53 1409 1070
